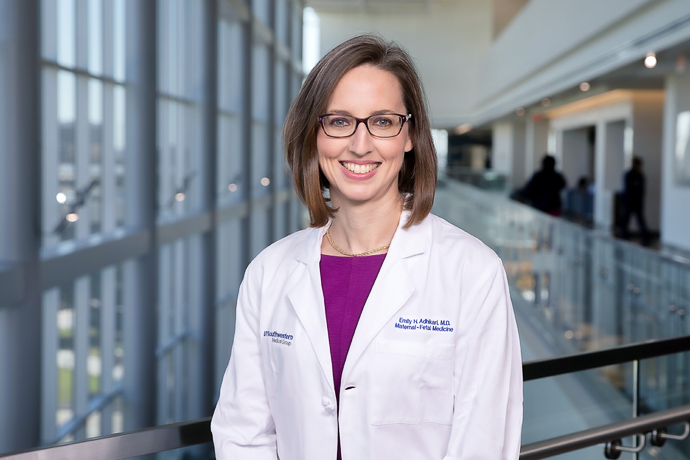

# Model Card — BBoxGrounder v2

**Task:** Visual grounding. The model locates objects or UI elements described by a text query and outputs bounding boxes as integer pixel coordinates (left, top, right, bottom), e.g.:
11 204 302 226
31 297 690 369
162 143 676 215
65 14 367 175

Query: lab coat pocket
371 340 454 426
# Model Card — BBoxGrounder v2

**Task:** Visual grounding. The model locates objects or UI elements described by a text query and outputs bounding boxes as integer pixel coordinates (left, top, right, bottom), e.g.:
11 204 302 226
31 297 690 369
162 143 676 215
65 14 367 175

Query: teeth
342 162 379 174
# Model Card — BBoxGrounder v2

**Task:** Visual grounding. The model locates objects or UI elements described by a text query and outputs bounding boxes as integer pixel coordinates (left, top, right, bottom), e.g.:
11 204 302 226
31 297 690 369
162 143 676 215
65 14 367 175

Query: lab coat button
321 397 335 412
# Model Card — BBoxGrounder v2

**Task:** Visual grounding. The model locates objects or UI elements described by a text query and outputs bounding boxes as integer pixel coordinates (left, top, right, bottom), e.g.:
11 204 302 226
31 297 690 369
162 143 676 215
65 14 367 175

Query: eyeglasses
318 113 412 139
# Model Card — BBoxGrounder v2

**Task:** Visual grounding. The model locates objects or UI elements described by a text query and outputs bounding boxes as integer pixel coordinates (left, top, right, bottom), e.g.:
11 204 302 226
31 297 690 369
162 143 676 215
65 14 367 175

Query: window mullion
40 288 60 443
75 74 91 239
102 82 115 232
156 245 171 423
42 69 60 247
173 240 186 421
76 0 89 69
102 0 113 76
99 266 116 434
73 276 91 439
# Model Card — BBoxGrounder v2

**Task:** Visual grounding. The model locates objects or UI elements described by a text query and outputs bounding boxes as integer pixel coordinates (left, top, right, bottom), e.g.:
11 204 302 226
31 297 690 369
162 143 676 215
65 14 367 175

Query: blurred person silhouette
620 156 650 246
522 154 566 216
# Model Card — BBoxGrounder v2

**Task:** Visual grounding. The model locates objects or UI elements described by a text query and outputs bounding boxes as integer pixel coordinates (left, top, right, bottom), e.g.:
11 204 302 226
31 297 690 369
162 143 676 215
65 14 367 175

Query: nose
349 121 374 156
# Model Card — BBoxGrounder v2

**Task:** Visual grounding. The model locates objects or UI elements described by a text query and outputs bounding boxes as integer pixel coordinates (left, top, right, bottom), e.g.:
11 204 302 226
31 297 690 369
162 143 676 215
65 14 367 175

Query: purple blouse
319 253 386 399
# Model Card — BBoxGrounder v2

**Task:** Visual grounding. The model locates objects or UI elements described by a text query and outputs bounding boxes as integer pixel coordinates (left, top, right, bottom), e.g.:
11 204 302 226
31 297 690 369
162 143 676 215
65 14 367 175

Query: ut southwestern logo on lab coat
264 330 294 346
395 317 454 332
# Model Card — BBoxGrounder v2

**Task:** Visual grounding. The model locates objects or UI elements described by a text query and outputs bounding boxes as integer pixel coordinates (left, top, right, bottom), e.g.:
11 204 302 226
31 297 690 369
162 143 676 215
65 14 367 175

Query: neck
322 193 403 256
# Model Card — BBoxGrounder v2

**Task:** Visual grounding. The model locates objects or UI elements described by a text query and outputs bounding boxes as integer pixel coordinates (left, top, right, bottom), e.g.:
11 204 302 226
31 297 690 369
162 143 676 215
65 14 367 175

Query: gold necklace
325 228 390 257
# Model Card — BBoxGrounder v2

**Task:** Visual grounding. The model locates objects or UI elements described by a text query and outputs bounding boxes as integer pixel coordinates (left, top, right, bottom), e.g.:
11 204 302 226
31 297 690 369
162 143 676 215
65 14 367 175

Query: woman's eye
328 117 351 127
372 116 393 127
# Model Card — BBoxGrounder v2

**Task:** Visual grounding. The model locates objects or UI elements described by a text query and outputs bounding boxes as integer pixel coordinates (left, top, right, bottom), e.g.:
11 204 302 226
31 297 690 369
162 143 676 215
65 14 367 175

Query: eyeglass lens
321 114 404 138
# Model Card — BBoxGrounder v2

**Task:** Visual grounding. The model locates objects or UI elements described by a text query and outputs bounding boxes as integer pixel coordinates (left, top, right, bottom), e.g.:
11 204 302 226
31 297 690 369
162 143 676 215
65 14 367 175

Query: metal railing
1 336 688 460
521 405 690 460
521 335 690 459
0 418 212 460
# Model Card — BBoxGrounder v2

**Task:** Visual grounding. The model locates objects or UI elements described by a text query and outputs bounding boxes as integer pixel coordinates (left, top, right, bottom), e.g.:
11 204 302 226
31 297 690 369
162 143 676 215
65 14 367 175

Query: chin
331 180 399 206
338 189 392 205
339 193 376 204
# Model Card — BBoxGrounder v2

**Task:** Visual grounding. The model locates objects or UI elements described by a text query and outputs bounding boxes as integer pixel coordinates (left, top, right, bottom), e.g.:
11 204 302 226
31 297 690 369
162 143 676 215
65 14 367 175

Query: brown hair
283 34 437 229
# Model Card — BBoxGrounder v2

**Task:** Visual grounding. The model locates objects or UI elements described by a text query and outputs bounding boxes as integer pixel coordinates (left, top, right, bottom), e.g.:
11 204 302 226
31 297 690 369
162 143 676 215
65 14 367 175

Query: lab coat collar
286 210 431 394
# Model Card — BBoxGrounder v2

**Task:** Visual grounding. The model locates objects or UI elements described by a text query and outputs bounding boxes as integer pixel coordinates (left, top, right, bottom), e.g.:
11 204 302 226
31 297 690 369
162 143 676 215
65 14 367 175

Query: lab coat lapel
342 212 429 382
285 226 335 392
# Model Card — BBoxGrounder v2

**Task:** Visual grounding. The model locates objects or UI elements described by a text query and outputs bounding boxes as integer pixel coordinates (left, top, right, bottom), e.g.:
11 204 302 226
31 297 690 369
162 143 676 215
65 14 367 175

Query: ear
404 127 414 153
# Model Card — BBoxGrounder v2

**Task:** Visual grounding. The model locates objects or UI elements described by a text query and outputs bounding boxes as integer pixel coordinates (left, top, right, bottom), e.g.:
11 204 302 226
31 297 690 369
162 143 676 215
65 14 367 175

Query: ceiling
486 39 690 129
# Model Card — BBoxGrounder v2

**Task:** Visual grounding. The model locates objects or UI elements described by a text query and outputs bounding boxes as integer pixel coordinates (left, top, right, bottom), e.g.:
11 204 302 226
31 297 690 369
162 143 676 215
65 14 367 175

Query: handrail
523 335 690 381
2 336 689 459
520 404 690 460
0 418 212 459
4 406 687 460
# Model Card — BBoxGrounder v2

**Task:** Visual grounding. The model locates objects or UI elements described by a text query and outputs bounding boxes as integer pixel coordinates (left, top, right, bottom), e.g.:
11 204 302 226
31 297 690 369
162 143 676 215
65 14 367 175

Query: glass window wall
2 0 306 454
42 264 125 444
217 18 247 206
41 0 127 248
157 0 204 222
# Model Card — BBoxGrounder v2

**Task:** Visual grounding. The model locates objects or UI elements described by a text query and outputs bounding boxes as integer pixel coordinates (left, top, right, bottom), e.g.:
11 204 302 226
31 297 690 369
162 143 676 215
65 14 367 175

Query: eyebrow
325 109 399 116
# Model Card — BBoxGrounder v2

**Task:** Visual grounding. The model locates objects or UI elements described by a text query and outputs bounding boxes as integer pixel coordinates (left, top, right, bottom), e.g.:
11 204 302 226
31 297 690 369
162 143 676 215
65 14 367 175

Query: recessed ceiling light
644 52 657 69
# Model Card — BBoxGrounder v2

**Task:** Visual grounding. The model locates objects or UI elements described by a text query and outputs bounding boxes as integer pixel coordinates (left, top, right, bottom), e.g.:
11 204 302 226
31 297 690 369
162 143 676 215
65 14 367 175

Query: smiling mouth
341 162 380 174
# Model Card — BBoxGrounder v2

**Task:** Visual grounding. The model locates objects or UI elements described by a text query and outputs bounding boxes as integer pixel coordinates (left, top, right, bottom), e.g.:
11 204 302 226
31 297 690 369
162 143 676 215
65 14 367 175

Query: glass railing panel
434 176 690 354
522 343 690 459
639 351 690 458
435 177 690 459
639 352 690 412
523 368 635 454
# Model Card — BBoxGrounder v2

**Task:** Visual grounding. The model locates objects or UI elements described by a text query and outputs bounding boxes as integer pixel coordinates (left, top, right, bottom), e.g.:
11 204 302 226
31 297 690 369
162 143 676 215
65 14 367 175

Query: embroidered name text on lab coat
395 317 454 332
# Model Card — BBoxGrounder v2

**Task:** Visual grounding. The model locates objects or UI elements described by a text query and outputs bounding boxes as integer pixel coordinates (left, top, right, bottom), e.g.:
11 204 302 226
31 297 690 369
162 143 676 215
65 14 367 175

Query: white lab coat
212 211 523 460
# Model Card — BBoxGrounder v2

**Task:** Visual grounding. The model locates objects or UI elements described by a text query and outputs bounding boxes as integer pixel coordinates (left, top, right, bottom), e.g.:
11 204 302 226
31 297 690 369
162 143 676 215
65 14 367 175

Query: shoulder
420 214 506 305
423 213 501 267
244 226 319 281
252 227 317 266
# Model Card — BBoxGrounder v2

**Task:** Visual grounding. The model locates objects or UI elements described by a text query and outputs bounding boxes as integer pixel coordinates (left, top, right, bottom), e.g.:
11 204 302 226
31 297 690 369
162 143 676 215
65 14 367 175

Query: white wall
492 122 513 182
602 121 626 192
472 0 690 124
525 117 549 175
661 73 690 251
598 120 625 229
315 0 492 129
492 120 526 189
512 121 527 188
560 128 590 188
476 0 651 103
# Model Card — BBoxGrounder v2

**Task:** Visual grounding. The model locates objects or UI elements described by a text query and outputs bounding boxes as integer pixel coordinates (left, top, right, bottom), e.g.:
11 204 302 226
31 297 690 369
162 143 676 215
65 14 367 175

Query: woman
211 34 522 460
